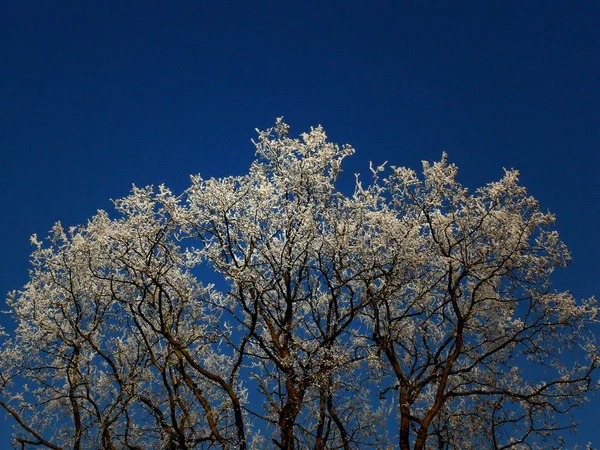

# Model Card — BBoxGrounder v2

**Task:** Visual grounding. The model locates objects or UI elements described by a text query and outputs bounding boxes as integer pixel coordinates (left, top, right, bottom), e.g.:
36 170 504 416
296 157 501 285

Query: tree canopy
1 120 597 449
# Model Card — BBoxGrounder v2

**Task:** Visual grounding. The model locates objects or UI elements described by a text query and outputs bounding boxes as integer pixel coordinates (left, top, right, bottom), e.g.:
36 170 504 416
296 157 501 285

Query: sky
1 1 599 447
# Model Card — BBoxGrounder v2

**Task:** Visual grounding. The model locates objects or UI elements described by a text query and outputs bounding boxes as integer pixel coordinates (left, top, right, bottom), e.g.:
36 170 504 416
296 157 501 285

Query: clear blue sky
2 1 599 447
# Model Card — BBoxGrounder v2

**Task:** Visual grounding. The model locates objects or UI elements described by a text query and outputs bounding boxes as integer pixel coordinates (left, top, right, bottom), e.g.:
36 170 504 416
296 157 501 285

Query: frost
0 120 596 450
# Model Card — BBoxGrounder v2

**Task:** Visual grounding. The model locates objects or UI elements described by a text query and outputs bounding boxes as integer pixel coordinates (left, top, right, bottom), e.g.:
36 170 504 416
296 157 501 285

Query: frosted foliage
0 121 597 450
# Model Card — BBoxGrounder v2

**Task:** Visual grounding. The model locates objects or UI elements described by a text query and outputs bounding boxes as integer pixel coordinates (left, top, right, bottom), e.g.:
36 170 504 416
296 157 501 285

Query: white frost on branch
0 120 596 450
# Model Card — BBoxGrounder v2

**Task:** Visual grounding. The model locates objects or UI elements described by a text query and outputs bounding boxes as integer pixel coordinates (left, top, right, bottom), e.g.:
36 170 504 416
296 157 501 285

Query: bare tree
1 120 597 449
358 155 599 449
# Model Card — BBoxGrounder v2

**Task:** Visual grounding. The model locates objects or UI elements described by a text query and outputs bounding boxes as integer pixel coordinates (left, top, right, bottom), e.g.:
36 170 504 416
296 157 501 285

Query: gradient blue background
2 1 599 447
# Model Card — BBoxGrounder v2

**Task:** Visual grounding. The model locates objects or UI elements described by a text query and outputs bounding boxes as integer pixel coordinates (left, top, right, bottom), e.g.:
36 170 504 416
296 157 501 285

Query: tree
1 119 597 449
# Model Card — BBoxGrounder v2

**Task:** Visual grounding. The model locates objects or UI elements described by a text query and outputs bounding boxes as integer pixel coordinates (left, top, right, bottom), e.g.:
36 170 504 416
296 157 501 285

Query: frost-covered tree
1 120 597 449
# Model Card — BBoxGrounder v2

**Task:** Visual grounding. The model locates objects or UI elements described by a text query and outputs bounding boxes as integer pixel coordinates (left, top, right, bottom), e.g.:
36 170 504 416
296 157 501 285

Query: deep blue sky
2 1 599 447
